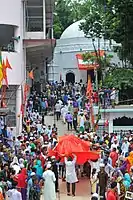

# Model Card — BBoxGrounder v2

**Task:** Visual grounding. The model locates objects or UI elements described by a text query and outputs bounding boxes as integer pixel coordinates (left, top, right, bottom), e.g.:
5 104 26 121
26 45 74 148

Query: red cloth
40 154 45 168
110 151 118 167
17 168 27 188
48 135 99 164
107 190 117 200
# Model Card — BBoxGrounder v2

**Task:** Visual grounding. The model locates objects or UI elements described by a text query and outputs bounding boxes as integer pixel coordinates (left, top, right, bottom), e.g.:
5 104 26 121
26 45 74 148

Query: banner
76 50 105 70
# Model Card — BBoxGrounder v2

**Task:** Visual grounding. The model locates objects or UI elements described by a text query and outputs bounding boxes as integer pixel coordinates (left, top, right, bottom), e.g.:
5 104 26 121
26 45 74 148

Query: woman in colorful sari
34 160 43 181
123 172 131 190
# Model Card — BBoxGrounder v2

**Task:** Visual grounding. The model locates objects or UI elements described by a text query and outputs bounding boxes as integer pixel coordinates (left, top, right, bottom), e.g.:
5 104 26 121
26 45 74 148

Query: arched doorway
66 72 75 84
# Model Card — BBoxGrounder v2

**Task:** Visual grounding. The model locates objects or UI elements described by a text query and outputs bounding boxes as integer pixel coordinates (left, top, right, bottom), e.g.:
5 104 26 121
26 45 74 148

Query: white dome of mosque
60 20 85 39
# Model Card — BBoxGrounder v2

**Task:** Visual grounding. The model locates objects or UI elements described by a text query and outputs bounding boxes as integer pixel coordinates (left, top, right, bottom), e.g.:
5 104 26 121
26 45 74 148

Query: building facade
94 106 133 135
48 20 121 84
0 0 55 134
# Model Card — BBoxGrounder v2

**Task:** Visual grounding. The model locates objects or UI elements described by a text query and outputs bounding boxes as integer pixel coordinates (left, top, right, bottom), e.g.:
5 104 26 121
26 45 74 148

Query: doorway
66 72 75 84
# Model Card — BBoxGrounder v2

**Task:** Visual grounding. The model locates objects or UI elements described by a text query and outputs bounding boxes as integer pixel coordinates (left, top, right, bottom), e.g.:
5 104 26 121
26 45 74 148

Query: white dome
60 20 85 39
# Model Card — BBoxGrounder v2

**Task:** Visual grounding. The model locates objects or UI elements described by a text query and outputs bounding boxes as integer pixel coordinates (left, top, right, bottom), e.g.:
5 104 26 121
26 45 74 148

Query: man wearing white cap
43 163 56 200
121 137 130 157
111 138 119 151
91 193 99 200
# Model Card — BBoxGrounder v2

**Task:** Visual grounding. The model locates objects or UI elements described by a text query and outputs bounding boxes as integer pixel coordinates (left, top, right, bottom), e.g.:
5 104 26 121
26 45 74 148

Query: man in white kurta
65 154 78 196
6 182 22 200
61 105 68 123
43 164 56 200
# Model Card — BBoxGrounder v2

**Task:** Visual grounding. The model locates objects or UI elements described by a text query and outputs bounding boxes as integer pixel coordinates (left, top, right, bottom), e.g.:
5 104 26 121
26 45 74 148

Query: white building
48 20 121 84
94 106 133 135
0 0 55 134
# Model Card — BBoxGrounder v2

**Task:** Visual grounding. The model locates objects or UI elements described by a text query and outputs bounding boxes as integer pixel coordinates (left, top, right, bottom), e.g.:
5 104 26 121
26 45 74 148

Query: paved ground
44 115 92 200
44 115 69 136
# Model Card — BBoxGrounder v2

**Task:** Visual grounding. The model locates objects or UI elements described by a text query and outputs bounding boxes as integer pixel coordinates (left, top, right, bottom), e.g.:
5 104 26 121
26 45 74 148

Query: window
25 0 43 32
0 25 15 52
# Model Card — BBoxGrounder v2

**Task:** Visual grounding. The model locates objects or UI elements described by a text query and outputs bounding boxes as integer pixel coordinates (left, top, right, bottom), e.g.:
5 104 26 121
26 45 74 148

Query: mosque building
48 20 121 84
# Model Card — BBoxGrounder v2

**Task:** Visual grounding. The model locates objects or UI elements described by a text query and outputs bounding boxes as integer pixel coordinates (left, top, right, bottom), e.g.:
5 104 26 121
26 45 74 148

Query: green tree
79 0 133 93
53 0 73 39
80 0 133 66
53 0 91 39
104 68 133 101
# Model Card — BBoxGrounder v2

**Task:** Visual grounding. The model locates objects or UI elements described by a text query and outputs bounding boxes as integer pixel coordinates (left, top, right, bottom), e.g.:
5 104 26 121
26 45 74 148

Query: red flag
24 84 30 102
28 70 34 79
2 60 8 86
104 120 109 127
6 57 12 69
21 104 25 117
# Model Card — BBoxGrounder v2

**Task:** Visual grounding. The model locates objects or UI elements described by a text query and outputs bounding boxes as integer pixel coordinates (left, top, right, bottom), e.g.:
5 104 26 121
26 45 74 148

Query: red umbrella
48 135 99 164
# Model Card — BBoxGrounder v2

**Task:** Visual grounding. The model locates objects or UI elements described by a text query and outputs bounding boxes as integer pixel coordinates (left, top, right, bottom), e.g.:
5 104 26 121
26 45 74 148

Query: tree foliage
79 0 133 97
80 0 133 66
53 0 91 39
104 68 133 101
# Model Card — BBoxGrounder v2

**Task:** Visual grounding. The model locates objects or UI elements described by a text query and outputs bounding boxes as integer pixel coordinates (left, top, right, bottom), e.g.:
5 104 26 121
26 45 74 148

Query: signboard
76 50 105 70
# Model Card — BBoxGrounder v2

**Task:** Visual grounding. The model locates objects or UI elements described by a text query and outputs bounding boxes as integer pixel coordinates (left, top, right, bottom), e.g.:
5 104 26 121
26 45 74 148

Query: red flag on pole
6 57 12 69
2 60 8 86
104 120 109 127
24 84 30 102
28 70 34 79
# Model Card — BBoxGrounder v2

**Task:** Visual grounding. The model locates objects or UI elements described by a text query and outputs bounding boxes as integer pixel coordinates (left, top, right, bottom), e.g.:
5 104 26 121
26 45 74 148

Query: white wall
51 51 87 83
25 32 44 40
0 0 22 26
0 0 25 86
2 51 25 85
114 126 133 131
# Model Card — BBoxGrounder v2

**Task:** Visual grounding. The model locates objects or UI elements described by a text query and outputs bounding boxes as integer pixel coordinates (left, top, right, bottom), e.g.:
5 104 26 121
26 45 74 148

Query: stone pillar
16 85 22 136
43 0 46 39
109 119 113 133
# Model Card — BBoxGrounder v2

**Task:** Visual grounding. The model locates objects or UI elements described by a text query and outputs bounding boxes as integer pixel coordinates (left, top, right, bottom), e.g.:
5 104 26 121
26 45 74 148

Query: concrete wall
0 0 25 85
0 0 22 26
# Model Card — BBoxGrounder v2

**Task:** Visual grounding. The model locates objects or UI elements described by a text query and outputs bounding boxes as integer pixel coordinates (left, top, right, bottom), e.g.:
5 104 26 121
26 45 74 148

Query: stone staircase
4 85 17 127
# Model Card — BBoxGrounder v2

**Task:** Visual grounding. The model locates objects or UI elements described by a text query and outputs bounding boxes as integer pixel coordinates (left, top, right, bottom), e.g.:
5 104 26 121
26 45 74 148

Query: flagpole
94 68 98 91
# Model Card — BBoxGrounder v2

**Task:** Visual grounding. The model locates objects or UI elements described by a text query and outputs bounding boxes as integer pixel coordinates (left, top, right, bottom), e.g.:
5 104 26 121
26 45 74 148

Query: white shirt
121 142 130 153
43 170 56 200
110 90 116 100
65 156 78 183
105 163 114 177
7 189 22 200
111 143 119 151
80 116 85 127
55 103 61 112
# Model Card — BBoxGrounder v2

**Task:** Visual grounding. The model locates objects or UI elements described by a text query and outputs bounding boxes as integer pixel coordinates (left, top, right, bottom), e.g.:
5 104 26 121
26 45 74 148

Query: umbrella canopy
48 134 99 164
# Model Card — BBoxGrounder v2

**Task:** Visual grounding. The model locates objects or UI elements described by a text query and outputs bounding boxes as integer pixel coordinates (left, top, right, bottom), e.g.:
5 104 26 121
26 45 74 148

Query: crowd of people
0 81 132 200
